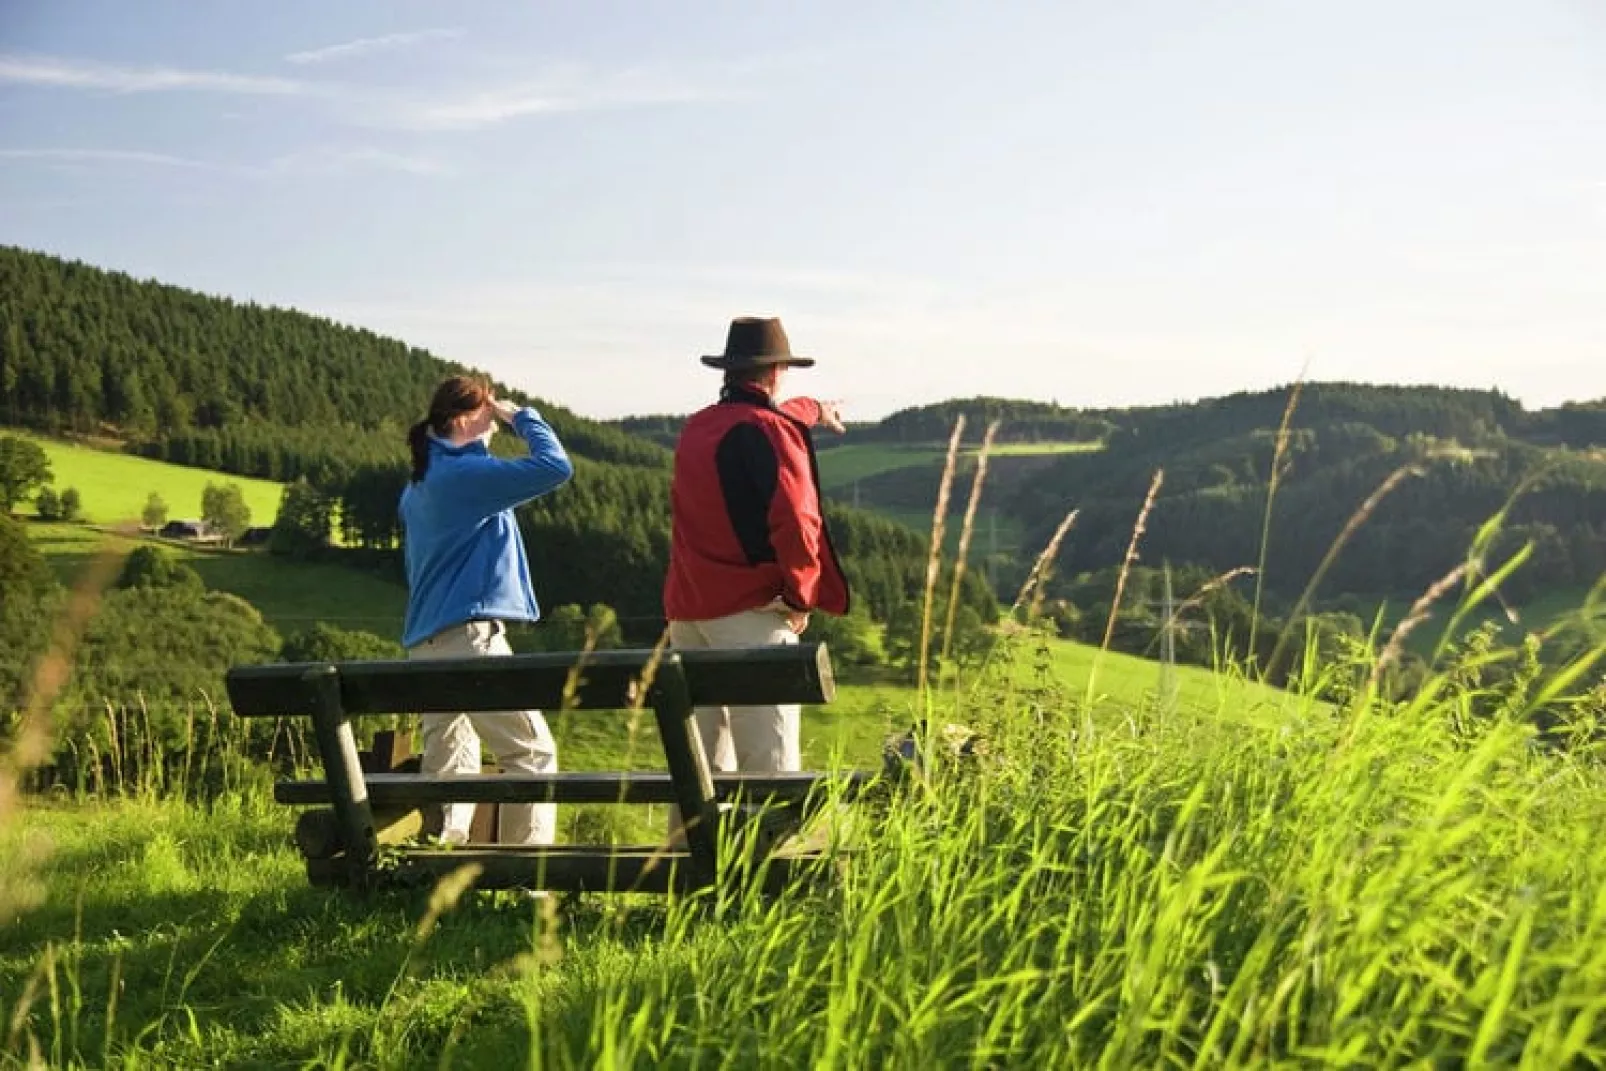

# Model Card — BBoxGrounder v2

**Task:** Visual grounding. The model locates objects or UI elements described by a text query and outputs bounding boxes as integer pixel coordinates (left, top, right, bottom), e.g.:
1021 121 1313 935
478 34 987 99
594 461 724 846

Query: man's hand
763 597 811 635
490 398 520 424
817 400 847 434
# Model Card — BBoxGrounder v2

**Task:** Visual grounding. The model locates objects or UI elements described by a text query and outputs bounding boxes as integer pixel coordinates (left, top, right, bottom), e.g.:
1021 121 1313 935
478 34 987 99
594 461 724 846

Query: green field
816 444 947 490
6 430 285 527
815 440 1099 492
28 522 407 639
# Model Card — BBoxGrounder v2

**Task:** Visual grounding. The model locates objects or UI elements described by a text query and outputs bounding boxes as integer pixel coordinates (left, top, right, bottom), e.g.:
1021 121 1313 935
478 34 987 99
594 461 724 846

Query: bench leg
650 658 721 885
302 665 379 887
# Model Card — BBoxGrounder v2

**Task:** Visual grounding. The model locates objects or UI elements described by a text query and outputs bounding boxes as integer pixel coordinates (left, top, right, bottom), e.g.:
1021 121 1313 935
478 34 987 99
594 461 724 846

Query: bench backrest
223 642 838 891
226 643 836 716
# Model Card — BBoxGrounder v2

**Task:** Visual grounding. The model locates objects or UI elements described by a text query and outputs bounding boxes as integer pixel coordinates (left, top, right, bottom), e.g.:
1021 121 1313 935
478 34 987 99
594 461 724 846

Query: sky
1 1 1603 421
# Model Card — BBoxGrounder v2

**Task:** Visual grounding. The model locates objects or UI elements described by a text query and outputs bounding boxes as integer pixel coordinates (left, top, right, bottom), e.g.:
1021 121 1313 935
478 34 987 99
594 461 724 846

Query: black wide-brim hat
700 316 816 370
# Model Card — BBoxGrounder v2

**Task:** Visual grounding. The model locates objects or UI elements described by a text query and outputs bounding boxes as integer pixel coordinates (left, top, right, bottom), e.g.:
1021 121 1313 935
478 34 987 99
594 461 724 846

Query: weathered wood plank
225 643 835 718
275 770 878 807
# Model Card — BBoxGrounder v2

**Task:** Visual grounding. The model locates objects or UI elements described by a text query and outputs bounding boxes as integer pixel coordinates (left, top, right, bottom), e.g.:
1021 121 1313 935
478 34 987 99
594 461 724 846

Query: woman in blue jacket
401 375 574 845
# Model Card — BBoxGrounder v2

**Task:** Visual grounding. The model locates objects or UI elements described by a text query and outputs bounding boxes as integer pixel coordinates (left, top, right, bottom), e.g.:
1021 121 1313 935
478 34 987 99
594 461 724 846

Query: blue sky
1 1 1602 420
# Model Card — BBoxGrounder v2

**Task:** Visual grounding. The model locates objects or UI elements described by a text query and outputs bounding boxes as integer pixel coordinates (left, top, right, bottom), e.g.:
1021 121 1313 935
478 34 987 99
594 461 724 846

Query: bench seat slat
226 643 835 717
275 770 874 806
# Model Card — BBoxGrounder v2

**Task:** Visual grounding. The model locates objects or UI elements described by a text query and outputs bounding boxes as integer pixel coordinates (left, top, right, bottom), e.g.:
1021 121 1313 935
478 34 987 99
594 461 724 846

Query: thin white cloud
0 53 307 96
284 28 464 66
267 146 451 177
0 52 728 131
0 147 223 169
383 66 718 130
1 145 450 179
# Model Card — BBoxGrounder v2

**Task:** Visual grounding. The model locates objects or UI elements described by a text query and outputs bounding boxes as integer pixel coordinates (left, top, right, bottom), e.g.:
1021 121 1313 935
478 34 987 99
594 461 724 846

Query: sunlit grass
6 430 284 527
5 632 1605 1067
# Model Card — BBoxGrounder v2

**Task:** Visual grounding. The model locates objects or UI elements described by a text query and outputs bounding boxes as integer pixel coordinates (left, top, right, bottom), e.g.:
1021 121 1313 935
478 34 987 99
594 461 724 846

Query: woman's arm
443 406 574 517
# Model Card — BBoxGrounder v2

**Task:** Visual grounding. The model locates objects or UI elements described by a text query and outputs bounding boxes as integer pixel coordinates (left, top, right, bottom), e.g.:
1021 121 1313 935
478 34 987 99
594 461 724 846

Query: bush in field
805 601 881 667
33 486 61 522
116 545 203 593
526 603 624 652
883 597 996 678
58 487 81 521
280 622 403 663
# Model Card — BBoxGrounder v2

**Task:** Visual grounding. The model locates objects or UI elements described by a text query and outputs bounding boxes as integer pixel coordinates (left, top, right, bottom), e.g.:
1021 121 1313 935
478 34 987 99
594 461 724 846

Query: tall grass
7 619 1604 1068
916 416 966 697
6 416 1606 1068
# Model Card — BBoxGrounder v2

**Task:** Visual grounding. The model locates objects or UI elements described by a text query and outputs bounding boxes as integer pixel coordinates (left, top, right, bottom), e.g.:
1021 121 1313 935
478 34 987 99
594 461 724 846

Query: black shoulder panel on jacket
715 421 779 566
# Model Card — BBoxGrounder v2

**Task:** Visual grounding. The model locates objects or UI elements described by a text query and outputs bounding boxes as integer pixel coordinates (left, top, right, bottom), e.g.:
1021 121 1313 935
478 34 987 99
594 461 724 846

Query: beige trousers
407 620 558 845
668 608 802 773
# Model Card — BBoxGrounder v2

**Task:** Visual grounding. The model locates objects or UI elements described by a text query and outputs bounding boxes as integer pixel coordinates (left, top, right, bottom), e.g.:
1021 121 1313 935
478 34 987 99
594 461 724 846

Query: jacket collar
718 384 779 410
427 430 489 457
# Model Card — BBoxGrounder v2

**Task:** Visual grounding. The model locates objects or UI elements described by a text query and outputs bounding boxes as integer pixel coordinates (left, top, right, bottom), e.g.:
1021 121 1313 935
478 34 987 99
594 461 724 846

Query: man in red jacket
665 316 849 778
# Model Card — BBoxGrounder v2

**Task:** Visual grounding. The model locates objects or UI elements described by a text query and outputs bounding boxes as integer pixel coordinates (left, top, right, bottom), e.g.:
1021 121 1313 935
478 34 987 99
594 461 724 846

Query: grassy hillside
11 431 285 526
1344 584 1600 657
30 522 406 638
816 440 1097 493
5 637 1602 1067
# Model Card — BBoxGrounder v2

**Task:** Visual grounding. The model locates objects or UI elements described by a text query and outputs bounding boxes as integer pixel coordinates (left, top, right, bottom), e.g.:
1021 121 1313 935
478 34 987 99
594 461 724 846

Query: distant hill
1007 383 1606 606
611 385 1606 606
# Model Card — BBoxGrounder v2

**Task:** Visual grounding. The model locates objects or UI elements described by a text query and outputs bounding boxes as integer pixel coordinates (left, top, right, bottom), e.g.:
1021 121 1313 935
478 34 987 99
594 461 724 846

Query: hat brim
700 354 815 370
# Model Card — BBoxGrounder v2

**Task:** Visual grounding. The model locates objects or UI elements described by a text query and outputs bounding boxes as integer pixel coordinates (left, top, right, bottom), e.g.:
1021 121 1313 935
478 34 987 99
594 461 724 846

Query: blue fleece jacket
399 407 573 648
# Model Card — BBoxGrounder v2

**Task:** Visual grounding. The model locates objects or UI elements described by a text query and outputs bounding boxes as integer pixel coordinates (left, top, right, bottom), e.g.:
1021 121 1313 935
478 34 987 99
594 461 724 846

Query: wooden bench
225 642 875 895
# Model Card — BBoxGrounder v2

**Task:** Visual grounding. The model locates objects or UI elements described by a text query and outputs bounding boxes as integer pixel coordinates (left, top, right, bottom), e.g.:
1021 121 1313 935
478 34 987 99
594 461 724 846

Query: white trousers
668 609 802 774
407 620 558 845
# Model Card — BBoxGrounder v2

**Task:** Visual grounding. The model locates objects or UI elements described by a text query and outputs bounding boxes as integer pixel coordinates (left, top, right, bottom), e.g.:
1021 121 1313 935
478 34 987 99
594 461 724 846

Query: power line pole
1159 562 1179 714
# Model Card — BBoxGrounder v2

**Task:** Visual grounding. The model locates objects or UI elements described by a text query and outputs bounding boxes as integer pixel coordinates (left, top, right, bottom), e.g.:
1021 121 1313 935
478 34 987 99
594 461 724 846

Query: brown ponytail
408 420 433 483
407 375 492 483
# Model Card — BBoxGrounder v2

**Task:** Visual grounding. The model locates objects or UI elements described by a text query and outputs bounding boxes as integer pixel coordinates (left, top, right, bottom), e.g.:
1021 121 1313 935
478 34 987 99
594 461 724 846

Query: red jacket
664 386 851 622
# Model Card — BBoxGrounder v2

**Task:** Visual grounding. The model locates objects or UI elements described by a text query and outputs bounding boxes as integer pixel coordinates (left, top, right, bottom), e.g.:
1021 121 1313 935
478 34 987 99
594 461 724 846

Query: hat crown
724 317 791 360
700 316 814 370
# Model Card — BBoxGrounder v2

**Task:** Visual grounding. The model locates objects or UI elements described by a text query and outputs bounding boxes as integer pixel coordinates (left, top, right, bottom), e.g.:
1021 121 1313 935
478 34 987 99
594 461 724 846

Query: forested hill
0 244 667 479
0 245 996 640
811 385 1606 606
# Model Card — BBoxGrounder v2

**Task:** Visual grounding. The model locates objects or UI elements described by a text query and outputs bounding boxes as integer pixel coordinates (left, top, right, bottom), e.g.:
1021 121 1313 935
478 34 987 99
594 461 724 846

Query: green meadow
815 439 1099 492
11 431 285 528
